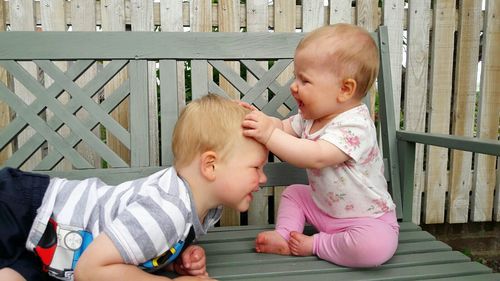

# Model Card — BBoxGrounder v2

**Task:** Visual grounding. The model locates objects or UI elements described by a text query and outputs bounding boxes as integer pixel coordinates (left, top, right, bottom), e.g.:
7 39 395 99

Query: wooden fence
0 0 498 226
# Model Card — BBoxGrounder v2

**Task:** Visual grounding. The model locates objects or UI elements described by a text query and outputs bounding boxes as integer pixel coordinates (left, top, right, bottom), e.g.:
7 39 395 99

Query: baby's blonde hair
172 94 251 169
297 23 379 98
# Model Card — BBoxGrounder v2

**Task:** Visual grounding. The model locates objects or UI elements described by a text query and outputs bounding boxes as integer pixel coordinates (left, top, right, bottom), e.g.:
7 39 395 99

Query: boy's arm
74 233 211 281
243 111 348 169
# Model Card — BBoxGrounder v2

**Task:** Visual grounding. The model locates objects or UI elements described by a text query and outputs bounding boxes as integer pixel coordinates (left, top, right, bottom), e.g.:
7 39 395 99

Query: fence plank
471 1 500 222
425 0 456 224
247 0 270 226
9 0 39 170
71 0 101 169
101 0 130 166
382 0 404 127
448 0 481 223
0 0 11 165
302 0 325 31
404 0 431 224
329 0 352 24
357 0 378 118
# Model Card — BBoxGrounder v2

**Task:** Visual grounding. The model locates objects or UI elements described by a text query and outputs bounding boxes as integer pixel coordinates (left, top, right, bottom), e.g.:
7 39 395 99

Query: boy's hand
242 111 277 145
174 245 208 277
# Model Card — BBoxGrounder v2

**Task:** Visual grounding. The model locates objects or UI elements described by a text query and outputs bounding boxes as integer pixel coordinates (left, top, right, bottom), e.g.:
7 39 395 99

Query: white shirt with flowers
290 104 396 219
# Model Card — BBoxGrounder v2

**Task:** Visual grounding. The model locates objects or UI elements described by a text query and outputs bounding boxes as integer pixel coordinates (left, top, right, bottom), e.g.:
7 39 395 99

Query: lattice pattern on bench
0 57 298 171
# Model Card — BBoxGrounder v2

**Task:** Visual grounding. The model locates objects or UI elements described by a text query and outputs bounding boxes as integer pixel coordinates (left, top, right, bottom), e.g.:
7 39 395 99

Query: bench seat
196 225 499 280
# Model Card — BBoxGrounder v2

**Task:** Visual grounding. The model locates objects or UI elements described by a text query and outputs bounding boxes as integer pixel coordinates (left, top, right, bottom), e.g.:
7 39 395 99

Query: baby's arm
243 111 348 169
74 233 212 281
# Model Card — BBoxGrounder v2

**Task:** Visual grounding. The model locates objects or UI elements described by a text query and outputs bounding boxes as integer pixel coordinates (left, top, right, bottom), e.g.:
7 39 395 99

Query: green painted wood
36 77 130 170
204 252 476 279
35 60 132 150
377 26 403 220
159 59 179 165
397 131 500 156
129 60 150 167
204 262 493 281
0 77 93 168
240 59 292 106
429 274 500 281
205 251 469 268
191 60 209 101
199 228 434 244
398 139 416 222
0 32 304 60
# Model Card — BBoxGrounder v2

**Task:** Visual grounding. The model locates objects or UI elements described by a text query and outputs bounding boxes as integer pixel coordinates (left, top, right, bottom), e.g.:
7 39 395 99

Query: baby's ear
200 151 217 181
338 78 357 102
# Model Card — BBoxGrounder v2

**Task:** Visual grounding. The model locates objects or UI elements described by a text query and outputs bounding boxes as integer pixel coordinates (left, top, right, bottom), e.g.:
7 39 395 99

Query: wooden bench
1 27 499 280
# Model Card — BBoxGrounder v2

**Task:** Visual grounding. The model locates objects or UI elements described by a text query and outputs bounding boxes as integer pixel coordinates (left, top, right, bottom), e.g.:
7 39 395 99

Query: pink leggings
275 184 399 268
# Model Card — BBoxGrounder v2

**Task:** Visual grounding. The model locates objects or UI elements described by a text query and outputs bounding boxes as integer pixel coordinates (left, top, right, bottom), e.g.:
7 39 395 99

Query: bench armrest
395 130 499 222
396 131 500 156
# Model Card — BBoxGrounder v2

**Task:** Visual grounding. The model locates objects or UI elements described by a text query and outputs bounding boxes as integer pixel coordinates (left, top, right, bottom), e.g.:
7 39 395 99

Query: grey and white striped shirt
26 167 222 266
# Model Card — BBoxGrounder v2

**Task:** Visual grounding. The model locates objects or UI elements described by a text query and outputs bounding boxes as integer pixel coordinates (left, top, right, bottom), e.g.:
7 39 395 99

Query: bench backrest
0 27 403 219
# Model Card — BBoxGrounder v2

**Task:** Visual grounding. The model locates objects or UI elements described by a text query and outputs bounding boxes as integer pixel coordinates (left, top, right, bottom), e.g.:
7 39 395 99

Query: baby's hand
174 245 208 277
242 111 276 145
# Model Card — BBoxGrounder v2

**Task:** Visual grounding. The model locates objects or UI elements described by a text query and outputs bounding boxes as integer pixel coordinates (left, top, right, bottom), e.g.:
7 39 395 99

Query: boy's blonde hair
297 23 379 98
172 94 251 169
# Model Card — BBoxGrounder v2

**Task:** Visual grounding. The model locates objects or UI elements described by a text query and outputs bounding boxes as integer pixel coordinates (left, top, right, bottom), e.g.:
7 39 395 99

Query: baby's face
213 136 268 212
291 46 344 121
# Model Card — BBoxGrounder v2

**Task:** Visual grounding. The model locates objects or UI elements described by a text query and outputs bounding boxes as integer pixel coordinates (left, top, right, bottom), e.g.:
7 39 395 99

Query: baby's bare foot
255 230 291 255
288 231 314 256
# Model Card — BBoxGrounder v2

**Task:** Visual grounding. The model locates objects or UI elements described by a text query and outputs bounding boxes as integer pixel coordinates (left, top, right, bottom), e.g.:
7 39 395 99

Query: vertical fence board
190 0 212 32
217 0 241 226
9 0 39 170
382 0 404 127
272 0 295 222
0 0 11 165
101 0 130 166
218 0 239 99
404 0 431 224
329 0 352 24
247 0 270 225
131 0 158 166
302 0 325 31
71 0 100 169
357 0 378 118
425 0 456 224
471 1 500 222
448 0 481 223
160 0 186 117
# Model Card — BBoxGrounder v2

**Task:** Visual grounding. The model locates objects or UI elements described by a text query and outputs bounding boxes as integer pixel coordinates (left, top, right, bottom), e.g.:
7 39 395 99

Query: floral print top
290 104 396 218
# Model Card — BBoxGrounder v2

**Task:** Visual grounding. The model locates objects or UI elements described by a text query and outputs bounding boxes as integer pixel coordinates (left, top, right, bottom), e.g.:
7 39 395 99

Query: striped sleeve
104 194 189 265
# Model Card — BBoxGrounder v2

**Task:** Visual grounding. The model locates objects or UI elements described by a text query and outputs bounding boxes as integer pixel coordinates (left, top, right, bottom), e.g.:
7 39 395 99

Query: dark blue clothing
0 167 50 281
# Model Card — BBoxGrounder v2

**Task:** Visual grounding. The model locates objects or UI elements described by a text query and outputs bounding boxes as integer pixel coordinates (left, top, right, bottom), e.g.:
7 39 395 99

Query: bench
1 27 499 280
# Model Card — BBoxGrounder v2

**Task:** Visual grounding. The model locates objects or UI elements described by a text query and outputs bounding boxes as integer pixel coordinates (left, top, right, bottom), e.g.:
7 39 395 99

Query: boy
0 94 268 280
242 24 399 267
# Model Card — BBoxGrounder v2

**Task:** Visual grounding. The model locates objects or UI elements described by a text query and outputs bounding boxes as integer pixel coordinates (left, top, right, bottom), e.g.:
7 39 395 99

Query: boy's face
291 44 345 122
213 136 268 212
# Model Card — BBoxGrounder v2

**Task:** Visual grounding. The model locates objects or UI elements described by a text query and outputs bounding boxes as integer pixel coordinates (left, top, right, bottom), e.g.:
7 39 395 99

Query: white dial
64 231 83 250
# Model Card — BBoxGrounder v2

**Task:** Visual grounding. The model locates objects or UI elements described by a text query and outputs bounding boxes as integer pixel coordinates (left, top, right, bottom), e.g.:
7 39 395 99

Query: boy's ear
200 151 217 181
338 78 357 102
